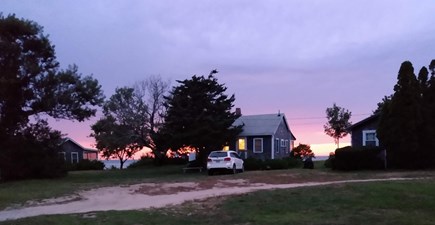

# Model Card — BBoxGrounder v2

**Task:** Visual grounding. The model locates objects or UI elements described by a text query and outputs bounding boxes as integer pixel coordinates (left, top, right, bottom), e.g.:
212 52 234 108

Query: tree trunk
119 158 124 169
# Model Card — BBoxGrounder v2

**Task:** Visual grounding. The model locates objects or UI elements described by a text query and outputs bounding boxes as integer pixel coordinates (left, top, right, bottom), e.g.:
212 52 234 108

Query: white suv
207 150 244 175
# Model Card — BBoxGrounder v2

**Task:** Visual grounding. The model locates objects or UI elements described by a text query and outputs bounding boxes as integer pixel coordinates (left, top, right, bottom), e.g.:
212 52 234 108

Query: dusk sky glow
3 1 435 156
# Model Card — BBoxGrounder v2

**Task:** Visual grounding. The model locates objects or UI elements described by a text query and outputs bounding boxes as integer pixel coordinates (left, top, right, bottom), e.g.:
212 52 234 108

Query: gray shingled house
59 138 98 163
231 111 296 160
349 114 380 148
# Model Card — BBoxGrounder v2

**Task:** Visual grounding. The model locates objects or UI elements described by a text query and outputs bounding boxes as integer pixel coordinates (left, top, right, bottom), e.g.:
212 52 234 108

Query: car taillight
224 157 231 161
207 158 212 162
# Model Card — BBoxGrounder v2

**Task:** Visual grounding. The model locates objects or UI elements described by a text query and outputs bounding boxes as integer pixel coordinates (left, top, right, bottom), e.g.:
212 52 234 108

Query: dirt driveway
0 177 416 221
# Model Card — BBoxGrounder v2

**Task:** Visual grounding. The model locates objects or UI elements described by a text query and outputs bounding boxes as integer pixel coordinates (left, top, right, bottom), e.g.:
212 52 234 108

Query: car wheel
208 169 213 176
232 164 237 174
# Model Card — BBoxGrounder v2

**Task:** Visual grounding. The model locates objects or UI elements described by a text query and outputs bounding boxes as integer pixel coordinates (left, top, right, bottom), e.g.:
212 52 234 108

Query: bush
332 146 386 170
65 159 105 171
0 134 67 181
264 159 289 170
243 157 302 171
127 157 154 168
244 157 264 170
284 157 303 168
324 153 335 168
165 157 189 165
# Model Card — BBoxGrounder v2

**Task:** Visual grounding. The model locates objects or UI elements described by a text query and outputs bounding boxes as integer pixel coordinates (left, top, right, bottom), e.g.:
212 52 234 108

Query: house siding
231 113 295 160
60 141 84 163
351 119 379 148
273 119 292 159
233 135 272 160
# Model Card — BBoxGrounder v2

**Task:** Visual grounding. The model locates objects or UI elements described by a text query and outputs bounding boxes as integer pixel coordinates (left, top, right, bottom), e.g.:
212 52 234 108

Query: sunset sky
3 1 435 156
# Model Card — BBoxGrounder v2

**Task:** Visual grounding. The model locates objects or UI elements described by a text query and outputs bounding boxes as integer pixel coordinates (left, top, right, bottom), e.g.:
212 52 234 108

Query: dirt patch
133 179 258 196
135 182 200 195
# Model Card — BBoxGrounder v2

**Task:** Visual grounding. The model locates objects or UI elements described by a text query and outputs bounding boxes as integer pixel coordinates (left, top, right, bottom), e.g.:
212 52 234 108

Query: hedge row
244 157 302 170
65 159 105 171
327 146 386 170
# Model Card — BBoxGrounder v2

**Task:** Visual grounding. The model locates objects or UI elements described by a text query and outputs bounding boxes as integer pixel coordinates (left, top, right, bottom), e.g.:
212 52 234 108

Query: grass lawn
0 165 195 210
1 162 432 211
1 178 435 225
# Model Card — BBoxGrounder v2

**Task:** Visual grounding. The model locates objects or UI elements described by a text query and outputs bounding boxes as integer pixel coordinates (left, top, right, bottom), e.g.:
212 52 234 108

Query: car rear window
209 152 228 158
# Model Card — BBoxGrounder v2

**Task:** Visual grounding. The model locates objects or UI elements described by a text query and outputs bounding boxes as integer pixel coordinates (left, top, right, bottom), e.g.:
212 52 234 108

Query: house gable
349 114 380 148
232 113 296 160
60 138 98 162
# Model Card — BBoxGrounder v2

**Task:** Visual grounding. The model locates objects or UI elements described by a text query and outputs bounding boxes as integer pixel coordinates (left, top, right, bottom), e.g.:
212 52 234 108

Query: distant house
59 138 98 163
349 114 380 148
231 110 296 160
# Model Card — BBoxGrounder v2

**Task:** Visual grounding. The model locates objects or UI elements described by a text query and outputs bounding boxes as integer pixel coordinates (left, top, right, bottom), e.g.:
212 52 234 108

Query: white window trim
71 152 79 163
275 138 280 153
285 140 289 153
362 130 379 146
253 138 263 153
59 152 66 161
280 139 285 147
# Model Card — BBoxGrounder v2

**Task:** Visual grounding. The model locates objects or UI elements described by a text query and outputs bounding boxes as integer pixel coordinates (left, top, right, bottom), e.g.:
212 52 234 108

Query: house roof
348 113 380 131
233 113 296 140
61 138 98 152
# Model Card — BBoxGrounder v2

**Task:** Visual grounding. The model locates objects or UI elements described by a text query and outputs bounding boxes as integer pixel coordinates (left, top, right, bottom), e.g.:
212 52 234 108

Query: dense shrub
324 154 335 168
264 159 289 170
127 157 154 168
166 157 189 165
244 157 302 171
332 146 386 170
243 157 263 170
0 133 66 181
65 160 105 171
285 157 303 168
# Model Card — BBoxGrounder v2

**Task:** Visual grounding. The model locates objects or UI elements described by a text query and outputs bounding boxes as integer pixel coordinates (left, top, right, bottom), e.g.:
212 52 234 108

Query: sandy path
0 177 415 221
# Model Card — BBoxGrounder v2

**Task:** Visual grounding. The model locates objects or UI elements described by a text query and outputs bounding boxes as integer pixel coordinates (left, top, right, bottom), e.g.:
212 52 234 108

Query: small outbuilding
59 138 98 163
231 110 296 160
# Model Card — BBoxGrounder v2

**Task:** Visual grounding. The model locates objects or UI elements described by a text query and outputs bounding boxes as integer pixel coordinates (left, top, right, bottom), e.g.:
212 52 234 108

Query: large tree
91 76 169 168
161 70 242 164
324 103 352 148
0 14 104 180
377 61 422 168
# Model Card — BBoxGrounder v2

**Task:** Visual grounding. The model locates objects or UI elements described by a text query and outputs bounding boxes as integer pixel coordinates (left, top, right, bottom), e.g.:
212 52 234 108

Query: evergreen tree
377 61 422 168
417 67 434 167
161 70 242 164
0 14 104 180
424 60 435 164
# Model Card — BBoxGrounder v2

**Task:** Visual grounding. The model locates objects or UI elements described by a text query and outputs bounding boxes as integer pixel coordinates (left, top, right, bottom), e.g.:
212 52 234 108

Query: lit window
253 138 263 153
363 130 379 147
238 138 246 151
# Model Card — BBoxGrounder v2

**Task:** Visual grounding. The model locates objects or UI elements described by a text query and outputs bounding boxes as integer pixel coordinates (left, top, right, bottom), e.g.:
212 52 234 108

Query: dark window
254 138 263 153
